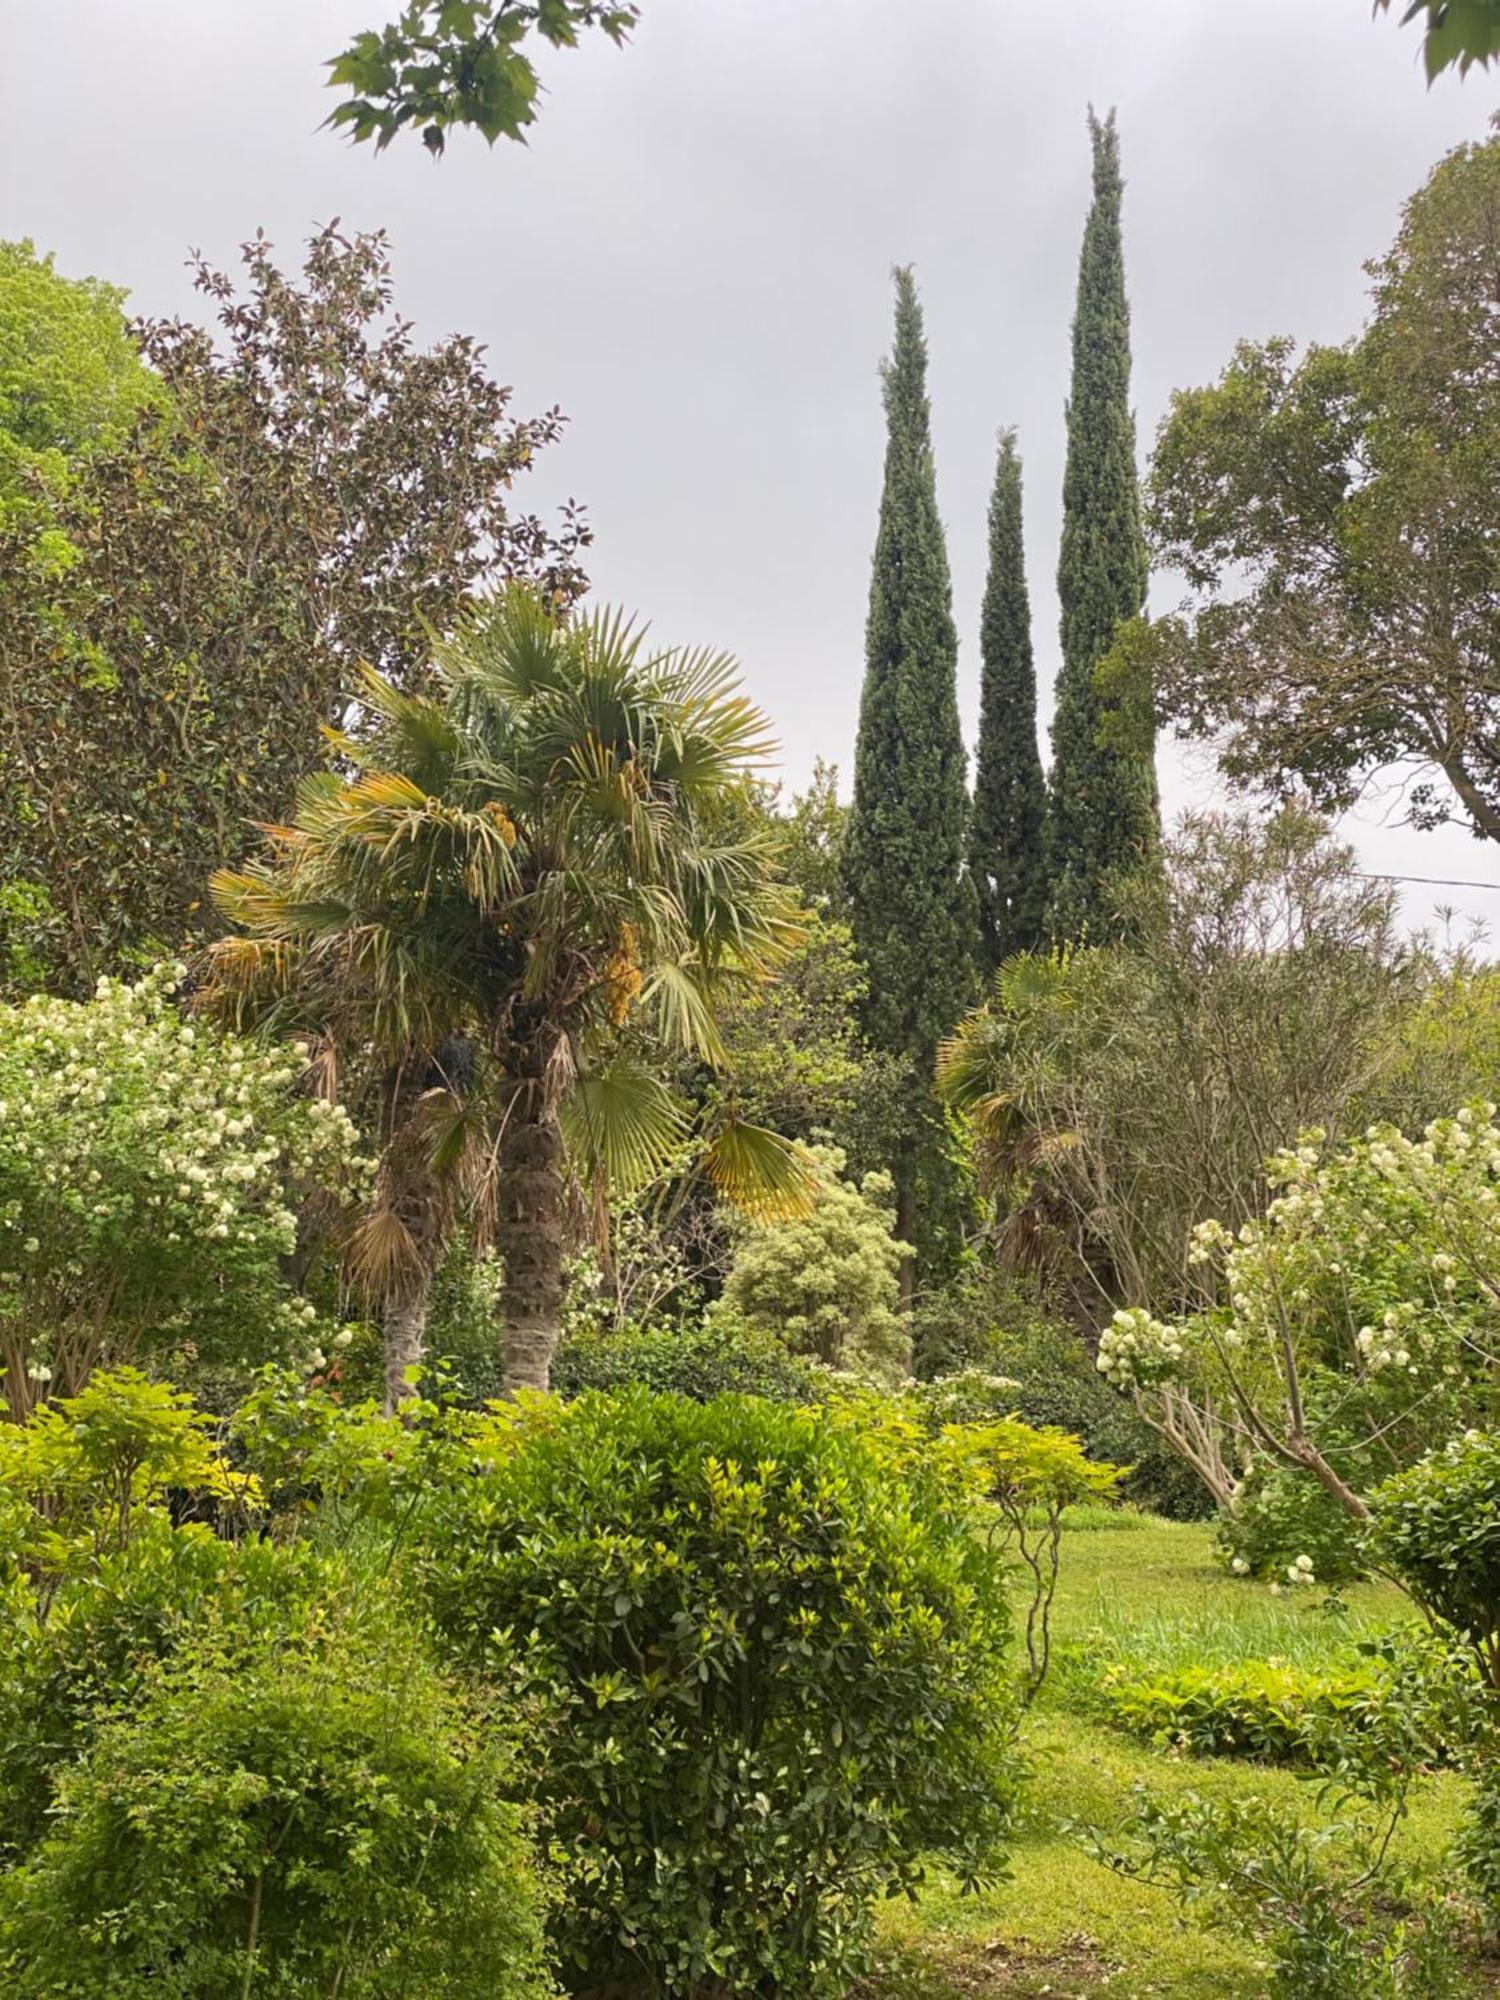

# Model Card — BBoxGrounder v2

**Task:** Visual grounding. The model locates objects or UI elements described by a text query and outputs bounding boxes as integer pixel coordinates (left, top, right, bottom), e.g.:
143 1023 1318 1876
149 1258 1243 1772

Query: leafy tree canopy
0 225 587 994
0 241 153 525
1147 134 1500 841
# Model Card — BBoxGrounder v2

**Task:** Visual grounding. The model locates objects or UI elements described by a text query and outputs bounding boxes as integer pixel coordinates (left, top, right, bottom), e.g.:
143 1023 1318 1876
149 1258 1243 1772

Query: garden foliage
0 969 360 1419
418 1387 1021 1997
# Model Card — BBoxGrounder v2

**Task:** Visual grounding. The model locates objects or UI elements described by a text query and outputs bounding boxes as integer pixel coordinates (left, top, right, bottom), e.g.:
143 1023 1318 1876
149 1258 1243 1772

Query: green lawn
858 1513 1471 1999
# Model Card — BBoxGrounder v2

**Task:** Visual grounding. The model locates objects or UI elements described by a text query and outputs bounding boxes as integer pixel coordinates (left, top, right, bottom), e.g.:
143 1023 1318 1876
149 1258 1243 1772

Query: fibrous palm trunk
382 1287 430 1415
498 1052 566 1394
374 1060 451 1415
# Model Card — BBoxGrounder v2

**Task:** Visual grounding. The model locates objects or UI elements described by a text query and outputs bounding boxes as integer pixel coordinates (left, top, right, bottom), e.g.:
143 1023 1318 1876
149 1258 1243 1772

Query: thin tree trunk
382 1282 430 1416
499 1082 566 1394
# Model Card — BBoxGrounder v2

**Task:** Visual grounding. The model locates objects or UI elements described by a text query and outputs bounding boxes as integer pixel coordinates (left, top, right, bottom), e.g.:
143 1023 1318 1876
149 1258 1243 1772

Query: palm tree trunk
382 1283 430 1416
499 1078 566 1394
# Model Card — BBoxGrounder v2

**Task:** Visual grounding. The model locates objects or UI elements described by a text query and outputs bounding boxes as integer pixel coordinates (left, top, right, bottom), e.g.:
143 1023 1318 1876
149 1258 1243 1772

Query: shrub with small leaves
417 1387 1019 1997
718 1144 911 1377
1373 1429 1500 1691
1216 1459 1369 1587
0 1368 550 1998
0 1612 550 2000
1094 1785 1469 1999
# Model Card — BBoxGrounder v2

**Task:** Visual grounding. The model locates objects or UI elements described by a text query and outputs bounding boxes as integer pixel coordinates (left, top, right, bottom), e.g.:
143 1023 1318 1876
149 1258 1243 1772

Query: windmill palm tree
937 953 1097 1301
202 586 811 1403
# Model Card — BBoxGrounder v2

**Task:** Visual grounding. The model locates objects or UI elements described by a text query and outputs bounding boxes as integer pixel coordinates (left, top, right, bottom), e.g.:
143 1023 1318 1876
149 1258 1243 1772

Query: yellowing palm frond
700 1117 817 1223
345 1204 423 1300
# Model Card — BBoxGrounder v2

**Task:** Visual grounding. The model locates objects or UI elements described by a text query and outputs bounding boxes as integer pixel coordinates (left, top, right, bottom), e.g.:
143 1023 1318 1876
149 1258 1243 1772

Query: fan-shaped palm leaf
700 1116 817 1223
562 1054 691 1198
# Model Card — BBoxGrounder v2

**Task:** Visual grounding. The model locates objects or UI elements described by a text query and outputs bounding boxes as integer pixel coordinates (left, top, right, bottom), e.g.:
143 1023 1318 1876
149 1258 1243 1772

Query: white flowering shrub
0 967 363 1415
718 1146 911 1378
1098 1106 1500 1561
1098 1307 1186 1390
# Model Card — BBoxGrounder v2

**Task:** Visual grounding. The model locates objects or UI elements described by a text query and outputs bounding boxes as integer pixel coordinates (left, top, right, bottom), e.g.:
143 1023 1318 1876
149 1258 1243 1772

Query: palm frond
700 1117 817 1222
443 583 570 704
562 1055 690 1195
344 1204 423 1300
641 959 728 1065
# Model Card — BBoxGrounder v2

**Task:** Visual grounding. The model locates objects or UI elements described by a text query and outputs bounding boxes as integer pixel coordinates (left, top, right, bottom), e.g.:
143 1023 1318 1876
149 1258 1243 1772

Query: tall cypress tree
969 429 1049 970
842 266 974 1298
1046 108 1157 942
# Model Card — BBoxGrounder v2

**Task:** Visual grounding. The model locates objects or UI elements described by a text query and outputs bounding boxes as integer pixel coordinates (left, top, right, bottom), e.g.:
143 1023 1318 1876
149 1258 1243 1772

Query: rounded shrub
1373 1431 1500 1680
1373 1432 1500 1920
551 1312 817 1404
1216 1459 1368 1586
419 1388 1019 1998
0 1625 550 1999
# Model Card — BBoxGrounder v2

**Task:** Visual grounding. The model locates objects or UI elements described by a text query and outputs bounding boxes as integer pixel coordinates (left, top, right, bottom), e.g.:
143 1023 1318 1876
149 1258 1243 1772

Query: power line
1353 870 1500 892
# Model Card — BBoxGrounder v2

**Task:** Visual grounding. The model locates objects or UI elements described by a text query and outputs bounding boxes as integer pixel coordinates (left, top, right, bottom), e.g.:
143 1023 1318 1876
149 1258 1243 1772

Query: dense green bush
0 1369 551 1999
418 1387 1019 1997
1373 1432 1500 1919
552 1312 817 1404
1216 1459 1369 1586
1373 1431 1500 1690
718 1145 910 1377
0 1624 549 1999
1093 1654 1387 1763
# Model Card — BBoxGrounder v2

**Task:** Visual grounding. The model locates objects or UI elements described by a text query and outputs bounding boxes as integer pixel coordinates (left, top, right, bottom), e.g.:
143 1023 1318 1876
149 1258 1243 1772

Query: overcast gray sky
3 0 1496 930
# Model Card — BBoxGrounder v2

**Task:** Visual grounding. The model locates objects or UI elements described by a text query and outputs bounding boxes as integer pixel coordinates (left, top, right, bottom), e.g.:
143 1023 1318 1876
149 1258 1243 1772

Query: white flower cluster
0 966 365 1331
1185 1217 1233 1268
1097 1306 1184 1390
1354 1301 1434 1375
1285 1552 1316 1586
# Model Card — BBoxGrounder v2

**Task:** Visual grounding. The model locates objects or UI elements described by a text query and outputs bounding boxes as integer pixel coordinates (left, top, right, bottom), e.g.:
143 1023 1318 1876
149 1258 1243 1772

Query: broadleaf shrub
0 1617 550 1999
551 1312 817 1405
1215 1458 1369 1586
1373 1430 1500 1690
0 1368 550 2000
418 1387 1020 1997
1093 1655 1387 1763
1372 1432 1500 1917
1095 1786 1469 1999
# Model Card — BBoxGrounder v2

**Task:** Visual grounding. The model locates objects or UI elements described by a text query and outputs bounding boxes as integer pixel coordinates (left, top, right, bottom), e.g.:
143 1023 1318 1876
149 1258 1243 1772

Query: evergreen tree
1047 109 1157 941
969 429 1049 970
841 267 974 1298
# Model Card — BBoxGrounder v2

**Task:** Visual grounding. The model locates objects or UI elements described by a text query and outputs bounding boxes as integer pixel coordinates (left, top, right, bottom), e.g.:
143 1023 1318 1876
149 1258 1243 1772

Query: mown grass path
860 1513 1469 1998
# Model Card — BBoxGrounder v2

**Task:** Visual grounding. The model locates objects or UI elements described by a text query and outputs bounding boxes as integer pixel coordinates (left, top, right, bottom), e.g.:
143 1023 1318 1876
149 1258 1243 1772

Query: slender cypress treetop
841 267 974 1281
1046 108 1157 941
969 429 1049 970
